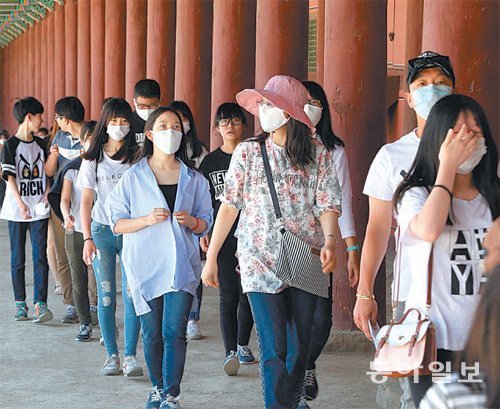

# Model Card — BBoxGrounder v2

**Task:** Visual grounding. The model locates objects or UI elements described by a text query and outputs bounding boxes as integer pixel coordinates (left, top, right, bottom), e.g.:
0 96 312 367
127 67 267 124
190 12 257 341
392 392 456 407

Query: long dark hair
248 118 314 170
457 266 500 407
394 94 499 219
83 98 137 164
303 81 344 150
137 106 194 169
170 100 207 159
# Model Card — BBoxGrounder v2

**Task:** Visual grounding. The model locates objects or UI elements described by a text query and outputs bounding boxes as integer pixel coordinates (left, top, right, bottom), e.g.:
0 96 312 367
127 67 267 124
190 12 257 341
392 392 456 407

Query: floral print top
221 136 342 294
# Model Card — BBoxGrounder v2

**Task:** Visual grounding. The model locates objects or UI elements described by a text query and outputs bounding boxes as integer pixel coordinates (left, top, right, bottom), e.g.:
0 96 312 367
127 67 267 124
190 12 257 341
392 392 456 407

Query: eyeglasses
54 115 64 120
306 99 322 107
218 118 243 127
136 103 159 110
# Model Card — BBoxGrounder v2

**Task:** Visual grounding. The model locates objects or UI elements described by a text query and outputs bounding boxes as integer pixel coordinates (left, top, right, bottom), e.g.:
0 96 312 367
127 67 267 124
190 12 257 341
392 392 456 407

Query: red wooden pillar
324 0 387 330
65 0 78 96
104 0 126 98
146 0 176 105
20 32 27 97
423 0 499 145
34 22 42 102
54 3 66 102
174 0 213 147
77 0 91 117
26 26 35 95
90 0 105 118
210 0 256 149
316 0 325 84
47 11 55 122
255 0 309 88
41 19 49 125
125 0 147 106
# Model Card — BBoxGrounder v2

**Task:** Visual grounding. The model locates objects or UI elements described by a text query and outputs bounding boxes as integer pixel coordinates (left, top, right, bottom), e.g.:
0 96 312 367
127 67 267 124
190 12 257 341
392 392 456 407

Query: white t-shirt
0 136 49 222
331 146 356 238
398 187 492 351
64 169 83 233
363 130 420 301
77 152 130 225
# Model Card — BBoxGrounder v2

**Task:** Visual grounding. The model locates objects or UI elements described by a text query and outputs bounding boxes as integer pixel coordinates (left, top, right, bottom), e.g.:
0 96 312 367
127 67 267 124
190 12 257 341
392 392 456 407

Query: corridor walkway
0 220 378 409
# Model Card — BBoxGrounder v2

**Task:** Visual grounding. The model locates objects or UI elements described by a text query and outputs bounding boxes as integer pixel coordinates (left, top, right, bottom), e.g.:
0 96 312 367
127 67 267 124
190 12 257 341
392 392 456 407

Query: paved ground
0 219 383 409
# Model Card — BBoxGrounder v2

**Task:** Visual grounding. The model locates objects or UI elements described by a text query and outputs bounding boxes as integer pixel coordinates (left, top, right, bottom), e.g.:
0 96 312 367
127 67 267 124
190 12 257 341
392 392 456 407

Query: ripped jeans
91 221 140 357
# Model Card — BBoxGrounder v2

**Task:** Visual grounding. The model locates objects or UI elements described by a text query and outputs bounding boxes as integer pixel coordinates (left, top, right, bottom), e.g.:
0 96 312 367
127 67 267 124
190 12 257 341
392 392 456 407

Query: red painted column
20 32 27 97
210 0 256 149
47 11 55 122
255 0 309 88
27 26 35 95
65 0 78 96
174 0 213 147
125 0 147 106
41 19 49 125
104 0 126 98
54 3 66 102
77 0 91 116
146 0 176 104
90 0 105 118
422 0 499 145
324 1 387 330
34 22 42 102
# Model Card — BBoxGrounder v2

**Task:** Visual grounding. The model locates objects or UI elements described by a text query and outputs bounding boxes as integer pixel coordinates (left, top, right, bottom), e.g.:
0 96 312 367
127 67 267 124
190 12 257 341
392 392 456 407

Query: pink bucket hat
236 75 315 132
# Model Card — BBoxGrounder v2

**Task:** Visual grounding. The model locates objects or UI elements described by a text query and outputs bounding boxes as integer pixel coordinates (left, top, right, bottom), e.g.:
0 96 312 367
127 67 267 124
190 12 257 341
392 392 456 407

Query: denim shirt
106 157 213 315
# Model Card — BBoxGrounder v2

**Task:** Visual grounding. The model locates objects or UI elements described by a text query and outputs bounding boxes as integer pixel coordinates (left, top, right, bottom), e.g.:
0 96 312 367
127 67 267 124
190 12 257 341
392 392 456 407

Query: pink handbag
372 247 437 378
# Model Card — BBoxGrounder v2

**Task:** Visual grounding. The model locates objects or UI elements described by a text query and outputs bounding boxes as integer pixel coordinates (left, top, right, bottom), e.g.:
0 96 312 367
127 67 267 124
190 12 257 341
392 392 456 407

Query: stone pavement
0 219 385 409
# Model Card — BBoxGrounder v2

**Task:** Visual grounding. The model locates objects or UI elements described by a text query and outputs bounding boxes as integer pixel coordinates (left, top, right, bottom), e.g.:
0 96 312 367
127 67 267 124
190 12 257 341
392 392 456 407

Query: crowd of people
0 50 498 409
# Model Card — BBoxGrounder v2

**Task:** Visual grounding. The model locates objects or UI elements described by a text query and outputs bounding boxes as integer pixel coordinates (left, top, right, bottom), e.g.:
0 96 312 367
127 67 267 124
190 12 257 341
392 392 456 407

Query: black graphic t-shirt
398 187 492 351
0 136 49 222
131 111 146 145
199 148 239 243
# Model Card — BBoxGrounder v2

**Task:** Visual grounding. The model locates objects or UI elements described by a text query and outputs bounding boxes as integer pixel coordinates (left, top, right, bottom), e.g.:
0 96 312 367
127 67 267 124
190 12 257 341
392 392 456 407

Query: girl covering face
393 94 499 407
107 106 213 409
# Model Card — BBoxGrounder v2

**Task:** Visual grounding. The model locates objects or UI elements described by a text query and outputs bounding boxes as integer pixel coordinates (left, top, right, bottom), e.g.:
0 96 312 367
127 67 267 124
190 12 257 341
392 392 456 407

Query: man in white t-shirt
353 52 456 409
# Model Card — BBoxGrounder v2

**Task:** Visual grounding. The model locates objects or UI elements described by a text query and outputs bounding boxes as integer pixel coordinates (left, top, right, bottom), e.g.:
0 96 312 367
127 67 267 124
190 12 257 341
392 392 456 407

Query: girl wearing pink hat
202 75 342 409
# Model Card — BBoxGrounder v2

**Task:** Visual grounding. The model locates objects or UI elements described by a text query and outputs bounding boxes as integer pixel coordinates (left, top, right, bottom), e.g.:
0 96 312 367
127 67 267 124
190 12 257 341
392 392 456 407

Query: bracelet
192 217 200 231
432 184 453 200
356 292 375 301
346 245 360 252
83 237 93 243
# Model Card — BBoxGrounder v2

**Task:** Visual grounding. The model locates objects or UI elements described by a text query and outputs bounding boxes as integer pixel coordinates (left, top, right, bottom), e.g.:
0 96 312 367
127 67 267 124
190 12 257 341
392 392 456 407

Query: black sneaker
75 324 92 342
303 369 318 400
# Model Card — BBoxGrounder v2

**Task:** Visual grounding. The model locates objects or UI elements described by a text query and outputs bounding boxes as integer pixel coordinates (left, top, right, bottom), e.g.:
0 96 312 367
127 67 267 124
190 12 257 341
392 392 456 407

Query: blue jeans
8 220 49 304
91 221 140 357
188 281 203 321
140 291 193 397
248 287 317 409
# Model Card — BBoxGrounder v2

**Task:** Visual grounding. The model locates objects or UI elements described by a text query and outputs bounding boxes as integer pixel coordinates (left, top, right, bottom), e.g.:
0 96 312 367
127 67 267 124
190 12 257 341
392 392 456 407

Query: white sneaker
123 355 144 377
159 395 181 409
186 320 202 340
101 354 121 376
223 350 240 376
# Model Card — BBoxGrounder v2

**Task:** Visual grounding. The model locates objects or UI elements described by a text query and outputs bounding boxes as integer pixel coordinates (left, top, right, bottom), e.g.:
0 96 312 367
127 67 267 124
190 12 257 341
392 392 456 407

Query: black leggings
307 274 333 369
218 240 254 356
408 349 456 407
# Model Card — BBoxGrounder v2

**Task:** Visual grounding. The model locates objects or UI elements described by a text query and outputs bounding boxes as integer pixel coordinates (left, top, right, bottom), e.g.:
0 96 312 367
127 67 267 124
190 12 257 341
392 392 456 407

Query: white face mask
258 102 289 133
410 84 452 120
303 104 323 127
457 137 487 174
82 141 91 152
107 125 130 141
136 107 155 122
153 129 183 155
182 120 191 134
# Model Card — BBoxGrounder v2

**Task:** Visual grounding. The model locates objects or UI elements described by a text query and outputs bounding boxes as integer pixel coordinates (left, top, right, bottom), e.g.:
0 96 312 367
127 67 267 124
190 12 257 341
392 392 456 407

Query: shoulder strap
426 246 434 310
259 141 282 220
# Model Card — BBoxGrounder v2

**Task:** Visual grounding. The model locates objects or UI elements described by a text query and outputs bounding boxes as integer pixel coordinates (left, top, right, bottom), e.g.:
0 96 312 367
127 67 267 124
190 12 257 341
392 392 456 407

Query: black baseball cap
407 51 455 87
